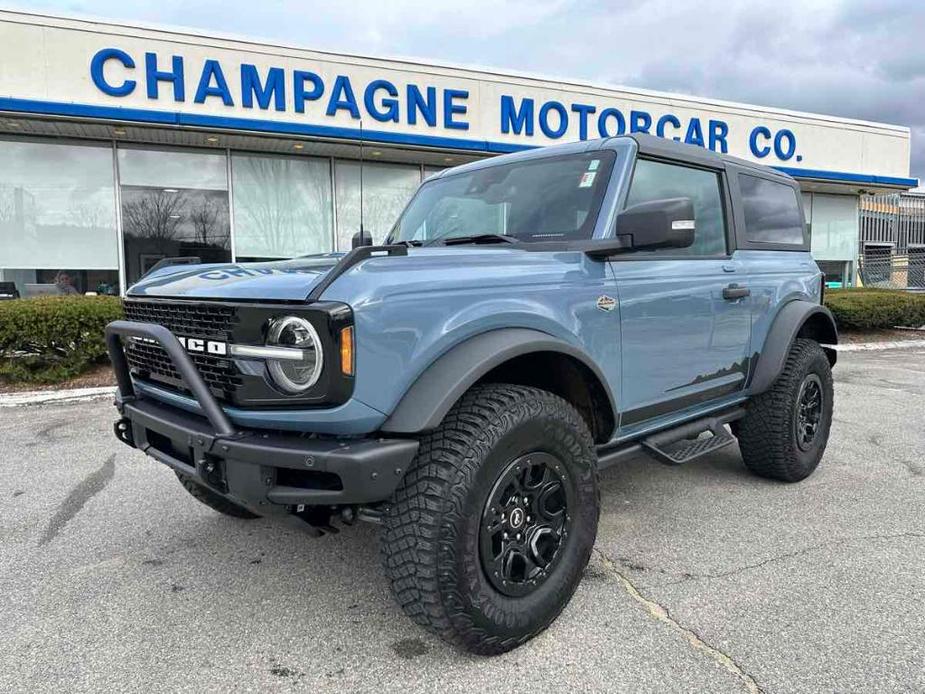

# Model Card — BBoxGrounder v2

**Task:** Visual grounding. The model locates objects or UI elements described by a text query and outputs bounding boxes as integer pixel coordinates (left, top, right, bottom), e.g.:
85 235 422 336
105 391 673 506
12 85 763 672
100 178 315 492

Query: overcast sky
13 0 925 183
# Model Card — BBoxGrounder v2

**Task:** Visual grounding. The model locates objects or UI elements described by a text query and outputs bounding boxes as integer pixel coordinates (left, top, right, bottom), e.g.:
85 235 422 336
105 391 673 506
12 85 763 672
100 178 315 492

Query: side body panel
611 256 752 427
738 249 823 377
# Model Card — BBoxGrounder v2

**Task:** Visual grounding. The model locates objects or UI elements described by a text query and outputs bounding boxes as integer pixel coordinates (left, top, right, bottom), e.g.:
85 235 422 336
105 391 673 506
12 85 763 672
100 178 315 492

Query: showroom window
334 160 422 249
0 138 119 296
231 153 334 261
118 147 231 286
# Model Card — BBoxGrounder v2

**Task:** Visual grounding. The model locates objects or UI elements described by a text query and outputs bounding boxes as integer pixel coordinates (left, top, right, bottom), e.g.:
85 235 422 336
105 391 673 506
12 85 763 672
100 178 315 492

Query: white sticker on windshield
579 171 597 188
588 159 600 171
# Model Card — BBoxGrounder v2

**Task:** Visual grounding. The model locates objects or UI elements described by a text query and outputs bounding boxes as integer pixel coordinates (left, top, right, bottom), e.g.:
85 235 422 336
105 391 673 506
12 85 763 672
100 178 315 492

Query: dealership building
0 9 917 296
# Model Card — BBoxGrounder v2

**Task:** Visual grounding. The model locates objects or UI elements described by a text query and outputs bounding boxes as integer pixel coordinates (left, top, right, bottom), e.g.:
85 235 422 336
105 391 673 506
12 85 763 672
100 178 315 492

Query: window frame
612 155 735 261
727 165 809 252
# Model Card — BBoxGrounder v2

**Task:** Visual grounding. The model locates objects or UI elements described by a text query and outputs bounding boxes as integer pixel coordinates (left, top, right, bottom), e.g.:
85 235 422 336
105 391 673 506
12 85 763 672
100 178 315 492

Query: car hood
126 255 343 301
127 246 599 303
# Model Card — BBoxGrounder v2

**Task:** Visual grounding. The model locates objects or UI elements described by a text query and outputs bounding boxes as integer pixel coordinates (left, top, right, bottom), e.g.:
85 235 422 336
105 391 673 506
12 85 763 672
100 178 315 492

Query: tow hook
290 505 340 537
197 455 228 493
113 418 135 448
287 505 382 537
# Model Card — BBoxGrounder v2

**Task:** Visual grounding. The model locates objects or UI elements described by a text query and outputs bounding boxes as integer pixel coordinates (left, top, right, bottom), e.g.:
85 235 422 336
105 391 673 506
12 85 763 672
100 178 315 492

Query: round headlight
266 316 323 393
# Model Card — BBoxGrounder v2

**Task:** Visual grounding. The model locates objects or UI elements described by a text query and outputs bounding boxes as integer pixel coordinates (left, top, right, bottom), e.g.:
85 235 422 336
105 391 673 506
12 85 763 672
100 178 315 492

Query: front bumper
107 320 418 513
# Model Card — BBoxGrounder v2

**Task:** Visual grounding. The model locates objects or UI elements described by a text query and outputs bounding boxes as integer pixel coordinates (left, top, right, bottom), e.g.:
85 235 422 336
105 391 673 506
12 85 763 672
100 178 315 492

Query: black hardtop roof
626 133 796 183
433 133 796 185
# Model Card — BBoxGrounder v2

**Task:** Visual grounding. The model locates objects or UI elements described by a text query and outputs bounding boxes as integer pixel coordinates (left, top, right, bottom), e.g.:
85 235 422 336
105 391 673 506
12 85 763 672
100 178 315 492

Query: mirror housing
351 229 373 249
619 197 695 251
585 197 695 259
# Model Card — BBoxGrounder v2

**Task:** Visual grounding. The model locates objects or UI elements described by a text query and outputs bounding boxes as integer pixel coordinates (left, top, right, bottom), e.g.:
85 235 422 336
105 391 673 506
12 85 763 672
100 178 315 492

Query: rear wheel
174 472 260 519
381 383 599 655
737 338 834 482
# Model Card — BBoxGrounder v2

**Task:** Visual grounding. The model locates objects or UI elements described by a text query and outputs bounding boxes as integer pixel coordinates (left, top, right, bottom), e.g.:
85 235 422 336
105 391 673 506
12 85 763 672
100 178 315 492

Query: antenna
358 119 368 245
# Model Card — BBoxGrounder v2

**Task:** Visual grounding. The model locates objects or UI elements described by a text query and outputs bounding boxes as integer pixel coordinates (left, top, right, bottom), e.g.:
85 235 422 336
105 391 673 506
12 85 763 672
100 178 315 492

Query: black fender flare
380 328 618 435
749 301 838 395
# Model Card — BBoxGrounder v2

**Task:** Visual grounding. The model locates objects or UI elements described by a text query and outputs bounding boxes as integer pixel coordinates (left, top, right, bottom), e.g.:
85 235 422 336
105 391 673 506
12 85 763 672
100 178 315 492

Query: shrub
0 296 123 384
824 288 925 331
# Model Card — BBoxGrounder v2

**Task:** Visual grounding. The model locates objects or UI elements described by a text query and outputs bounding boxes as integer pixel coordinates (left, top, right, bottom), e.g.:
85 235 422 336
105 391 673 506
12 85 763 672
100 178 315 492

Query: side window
739 174 805 245
624 159 727 256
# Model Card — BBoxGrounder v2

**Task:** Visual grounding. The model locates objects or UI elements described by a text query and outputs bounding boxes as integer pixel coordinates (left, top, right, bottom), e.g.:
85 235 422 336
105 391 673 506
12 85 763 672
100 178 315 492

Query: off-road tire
737 338 833 482
175 472 260 519
381 383 599 655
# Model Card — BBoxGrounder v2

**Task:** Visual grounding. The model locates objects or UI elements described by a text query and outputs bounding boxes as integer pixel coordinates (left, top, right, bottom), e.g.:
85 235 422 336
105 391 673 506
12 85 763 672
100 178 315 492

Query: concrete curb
0 386 115 408
833 340 925 352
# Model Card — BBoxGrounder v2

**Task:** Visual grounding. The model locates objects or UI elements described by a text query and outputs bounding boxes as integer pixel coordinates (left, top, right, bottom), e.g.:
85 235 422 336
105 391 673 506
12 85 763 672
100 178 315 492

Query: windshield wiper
391 239 424 248
437 233 519 246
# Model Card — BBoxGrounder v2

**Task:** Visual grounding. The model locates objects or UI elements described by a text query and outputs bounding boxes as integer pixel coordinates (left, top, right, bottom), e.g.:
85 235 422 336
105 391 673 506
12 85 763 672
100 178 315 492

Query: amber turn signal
340 326 354 376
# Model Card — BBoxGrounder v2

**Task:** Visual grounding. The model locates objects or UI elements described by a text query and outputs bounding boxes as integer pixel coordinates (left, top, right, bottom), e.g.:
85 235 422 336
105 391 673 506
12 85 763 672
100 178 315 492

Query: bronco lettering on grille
176 336 229 356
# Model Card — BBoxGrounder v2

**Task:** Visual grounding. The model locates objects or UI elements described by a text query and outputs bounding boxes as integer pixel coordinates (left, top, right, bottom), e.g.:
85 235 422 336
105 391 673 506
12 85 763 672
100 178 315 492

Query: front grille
123 300 243 399
124 300 238 339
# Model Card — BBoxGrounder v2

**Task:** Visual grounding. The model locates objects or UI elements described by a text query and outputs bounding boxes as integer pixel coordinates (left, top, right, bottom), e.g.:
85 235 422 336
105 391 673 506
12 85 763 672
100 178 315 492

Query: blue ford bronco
107 133 837 654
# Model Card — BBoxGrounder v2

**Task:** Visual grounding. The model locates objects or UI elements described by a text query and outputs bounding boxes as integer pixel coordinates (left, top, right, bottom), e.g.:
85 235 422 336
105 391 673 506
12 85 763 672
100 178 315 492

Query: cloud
14 0 925 180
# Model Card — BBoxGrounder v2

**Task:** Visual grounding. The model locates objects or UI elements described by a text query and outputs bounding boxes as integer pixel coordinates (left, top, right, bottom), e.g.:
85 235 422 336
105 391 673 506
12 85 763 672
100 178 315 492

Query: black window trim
610 154 735 262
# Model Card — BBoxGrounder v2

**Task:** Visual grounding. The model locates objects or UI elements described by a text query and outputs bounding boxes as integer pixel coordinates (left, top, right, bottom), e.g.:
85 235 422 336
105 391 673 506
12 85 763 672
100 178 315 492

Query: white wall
0 10 913 182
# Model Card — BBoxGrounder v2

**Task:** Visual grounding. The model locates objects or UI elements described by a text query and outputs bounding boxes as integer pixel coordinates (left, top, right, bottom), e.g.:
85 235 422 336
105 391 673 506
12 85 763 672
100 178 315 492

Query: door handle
723 284 750 300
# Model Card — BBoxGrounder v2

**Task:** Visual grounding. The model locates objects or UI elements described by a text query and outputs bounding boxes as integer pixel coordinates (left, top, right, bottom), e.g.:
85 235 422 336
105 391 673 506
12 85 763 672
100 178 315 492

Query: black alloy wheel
795 373 824 451
480 452 575 597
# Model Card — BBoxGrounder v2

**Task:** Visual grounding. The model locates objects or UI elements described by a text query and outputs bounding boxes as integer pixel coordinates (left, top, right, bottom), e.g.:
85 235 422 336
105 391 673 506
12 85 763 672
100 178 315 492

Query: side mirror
351 229 373 249
618 197 695 251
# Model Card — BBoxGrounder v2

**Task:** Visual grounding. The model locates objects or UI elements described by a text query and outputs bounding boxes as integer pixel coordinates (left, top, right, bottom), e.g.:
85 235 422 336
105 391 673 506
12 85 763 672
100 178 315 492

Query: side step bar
597 407 746 469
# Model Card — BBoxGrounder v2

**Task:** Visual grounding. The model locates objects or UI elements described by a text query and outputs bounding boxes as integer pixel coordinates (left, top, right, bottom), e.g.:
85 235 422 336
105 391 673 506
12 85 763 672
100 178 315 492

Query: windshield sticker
588 160 600 171
579 171 597 188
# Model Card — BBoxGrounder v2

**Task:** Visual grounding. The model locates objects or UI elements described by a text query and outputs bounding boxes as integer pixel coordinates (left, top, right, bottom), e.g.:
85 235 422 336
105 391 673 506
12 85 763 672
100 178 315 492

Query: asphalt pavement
1 346 923 693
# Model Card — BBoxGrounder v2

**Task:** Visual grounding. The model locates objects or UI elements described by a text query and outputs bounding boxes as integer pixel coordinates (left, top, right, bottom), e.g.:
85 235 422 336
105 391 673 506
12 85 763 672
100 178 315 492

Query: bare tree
190 197 220 245
121 190 185 241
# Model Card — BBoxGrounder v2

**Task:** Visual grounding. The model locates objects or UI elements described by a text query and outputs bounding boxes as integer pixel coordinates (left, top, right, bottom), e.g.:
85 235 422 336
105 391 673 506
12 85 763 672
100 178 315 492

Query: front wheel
381 384 599 655
737 338 834 482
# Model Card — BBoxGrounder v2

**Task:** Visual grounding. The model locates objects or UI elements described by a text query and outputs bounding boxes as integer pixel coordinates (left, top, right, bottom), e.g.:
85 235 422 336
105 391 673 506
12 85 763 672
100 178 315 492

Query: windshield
387 151 616 245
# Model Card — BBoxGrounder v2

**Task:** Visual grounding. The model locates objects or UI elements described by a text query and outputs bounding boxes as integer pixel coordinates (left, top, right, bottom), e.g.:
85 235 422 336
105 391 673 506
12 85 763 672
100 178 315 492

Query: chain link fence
858 251 925 289
860 193 925 289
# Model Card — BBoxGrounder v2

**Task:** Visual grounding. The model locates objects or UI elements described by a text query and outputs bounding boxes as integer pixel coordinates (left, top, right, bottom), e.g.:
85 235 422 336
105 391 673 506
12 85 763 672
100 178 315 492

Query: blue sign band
0 96 917 188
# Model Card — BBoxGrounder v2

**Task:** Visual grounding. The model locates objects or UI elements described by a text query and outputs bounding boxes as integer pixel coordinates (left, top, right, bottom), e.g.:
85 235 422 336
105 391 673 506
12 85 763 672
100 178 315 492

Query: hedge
0 296 123 384
824 288 925 331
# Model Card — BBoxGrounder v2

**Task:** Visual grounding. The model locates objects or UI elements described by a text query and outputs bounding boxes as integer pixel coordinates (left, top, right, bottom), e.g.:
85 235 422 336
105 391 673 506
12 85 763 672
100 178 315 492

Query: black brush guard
106 320 418 513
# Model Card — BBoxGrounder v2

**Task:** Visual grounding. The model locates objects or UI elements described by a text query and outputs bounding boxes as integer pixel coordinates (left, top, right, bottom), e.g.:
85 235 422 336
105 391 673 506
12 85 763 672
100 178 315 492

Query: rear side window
739 174 805 245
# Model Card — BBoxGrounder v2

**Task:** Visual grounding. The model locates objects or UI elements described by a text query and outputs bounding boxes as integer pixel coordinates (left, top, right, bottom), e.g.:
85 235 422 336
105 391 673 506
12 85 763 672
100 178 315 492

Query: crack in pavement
657 531 925 585
593 548 764 694
39 455 116 546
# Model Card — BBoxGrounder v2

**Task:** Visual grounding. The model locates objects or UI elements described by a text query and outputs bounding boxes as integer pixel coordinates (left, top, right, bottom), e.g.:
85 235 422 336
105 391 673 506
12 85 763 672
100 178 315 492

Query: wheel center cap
509 507 525 529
